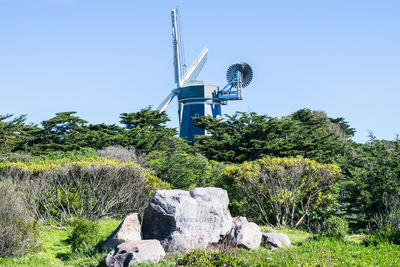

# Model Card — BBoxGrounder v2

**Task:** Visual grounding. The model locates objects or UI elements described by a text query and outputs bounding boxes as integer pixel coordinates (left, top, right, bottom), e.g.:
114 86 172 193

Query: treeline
1 107 399 232
0 107 175 154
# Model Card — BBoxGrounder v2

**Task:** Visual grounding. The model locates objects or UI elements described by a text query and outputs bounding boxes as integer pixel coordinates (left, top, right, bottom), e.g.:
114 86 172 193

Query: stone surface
141 187 232 252
102 213 142 251
261 232 291 249
105 240 165 267
228 216 262 250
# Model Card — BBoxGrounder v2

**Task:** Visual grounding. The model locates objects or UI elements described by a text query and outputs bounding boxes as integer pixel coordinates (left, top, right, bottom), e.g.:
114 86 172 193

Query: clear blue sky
1 0 399 143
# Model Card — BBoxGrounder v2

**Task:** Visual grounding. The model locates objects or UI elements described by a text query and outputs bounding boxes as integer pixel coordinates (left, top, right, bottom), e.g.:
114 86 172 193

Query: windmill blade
181 47 208 84
158 89 178 112
172 8 184 88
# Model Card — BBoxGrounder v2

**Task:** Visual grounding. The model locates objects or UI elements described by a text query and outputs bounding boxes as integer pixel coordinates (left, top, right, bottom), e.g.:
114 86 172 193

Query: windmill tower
158 8 253 141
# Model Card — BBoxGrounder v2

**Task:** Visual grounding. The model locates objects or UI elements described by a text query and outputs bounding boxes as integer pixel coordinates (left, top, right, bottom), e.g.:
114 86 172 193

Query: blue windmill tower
158 8 253 141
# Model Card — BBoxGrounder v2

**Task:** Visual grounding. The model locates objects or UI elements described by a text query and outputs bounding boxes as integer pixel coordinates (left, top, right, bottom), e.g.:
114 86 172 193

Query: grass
0 219 120 267
154 228 400 266
269 237 400 266
1 221 400 266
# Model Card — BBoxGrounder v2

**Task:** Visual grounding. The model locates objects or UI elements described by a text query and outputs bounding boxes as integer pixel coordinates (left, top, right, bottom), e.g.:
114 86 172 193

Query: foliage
193 109 353 163
216 156 340 227
119 107 177 153
97 145 140 162
324 216 348 239
268 236 400 267
0 219 120 266
0 179 39 257
37 111 90 152
2 221 400 266
69 219 99 254
364 194 400 245
31 147 98 161
143 138 221 189
335 135 400 229
0 114 33 154
0 157 170 226
0 107 177 155
0 152 32 162
1 107 399 234
176 248 247 266
120 106 169 129
161 235 400 267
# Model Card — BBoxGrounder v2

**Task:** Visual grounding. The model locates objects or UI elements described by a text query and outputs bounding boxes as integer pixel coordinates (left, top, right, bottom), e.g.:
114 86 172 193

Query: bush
0 179 39 257
0 157 170 226
31 147 98 161
324 216 348 239
0 152 32 162
97 145 140 162
143 138 221 189
216 156 340 227
69 219 99 254
177 249 246 266
364 196 400 245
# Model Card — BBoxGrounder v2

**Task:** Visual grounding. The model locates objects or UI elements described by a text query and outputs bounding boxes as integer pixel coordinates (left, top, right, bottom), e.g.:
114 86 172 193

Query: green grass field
0 219 120 267
1 220 399 266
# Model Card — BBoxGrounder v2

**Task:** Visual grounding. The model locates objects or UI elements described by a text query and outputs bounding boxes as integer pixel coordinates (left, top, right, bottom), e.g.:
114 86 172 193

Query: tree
335 134 400 228
120 107 177 153
84 124 125 149
193 109 352 163
0 114 29 154
120 106 170 129
38 112 89 151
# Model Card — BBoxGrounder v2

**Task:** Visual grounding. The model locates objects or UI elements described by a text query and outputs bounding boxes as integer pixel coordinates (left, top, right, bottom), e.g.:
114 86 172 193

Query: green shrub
0 179 39 257
324 216 348 239
364 200 400 245
31 147 98 161
69 219 99 254
177 249 246 266
143 138 217 189
216 156 340 227
366 228 400 246
0 157 170 225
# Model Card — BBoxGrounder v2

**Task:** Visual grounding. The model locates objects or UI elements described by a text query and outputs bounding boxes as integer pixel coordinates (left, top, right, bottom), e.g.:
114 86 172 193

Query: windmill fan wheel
226 62 253 88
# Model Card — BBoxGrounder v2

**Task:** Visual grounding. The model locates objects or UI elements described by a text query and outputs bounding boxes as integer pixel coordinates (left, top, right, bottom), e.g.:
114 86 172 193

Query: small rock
261 232 291 249
228 216 262 250
141 187 232 252
105 240 165 267
102 213 142 251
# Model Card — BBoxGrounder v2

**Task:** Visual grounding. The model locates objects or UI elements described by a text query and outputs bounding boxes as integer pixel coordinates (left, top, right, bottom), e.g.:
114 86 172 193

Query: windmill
158 8 253 141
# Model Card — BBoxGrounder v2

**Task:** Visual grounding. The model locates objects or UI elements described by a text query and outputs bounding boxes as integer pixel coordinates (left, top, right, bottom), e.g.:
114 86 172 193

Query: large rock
105 240 165 267
228 216 262 250
261 232 291 249
102 213 142 250
142 187 232 252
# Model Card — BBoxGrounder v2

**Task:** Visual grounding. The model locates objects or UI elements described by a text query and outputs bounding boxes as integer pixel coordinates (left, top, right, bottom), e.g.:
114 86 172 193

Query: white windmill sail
181 47 208 84
158 8 183 113
171 8 184 88
158 89 178 112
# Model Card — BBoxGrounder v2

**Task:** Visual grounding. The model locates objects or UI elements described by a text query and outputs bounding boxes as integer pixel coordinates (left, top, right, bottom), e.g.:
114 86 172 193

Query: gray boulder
228 216 262 250
261 232 291 249
103 213 142 250
105 240 165 267
141 187 232 252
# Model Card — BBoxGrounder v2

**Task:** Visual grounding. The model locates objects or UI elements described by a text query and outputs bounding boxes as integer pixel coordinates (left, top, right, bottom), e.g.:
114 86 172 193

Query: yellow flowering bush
216 156 340 227
0 157 170 225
